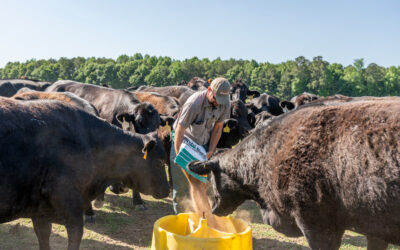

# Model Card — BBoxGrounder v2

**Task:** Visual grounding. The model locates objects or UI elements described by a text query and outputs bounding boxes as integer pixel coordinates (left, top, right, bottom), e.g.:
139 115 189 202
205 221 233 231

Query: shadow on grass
341 234 367 248
0 222 133 250
84 193 174 248
253 237 308 250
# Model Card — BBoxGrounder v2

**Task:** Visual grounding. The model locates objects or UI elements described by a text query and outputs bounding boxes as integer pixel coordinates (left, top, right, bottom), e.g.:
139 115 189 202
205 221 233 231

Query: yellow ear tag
122 117 130 130
223 124 230 133
248 94 254 100
143 150 147 160
163 121 171 134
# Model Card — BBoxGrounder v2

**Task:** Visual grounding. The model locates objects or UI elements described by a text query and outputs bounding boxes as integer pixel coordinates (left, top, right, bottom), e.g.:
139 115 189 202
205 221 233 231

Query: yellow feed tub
151 213 252 250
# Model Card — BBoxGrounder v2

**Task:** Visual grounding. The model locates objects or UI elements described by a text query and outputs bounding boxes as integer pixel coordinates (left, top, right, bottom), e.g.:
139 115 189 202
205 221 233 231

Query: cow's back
260 100 400 234
0 97 96 222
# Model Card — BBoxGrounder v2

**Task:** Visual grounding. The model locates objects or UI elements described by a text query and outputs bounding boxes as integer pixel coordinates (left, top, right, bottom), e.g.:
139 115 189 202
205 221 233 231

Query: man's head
207 77 230 106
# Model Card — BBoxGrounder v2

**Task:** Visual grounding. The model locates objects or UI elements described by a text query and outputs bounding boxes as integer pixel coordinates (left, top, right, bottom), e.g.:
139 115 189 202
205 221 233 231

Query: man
170 77 231 214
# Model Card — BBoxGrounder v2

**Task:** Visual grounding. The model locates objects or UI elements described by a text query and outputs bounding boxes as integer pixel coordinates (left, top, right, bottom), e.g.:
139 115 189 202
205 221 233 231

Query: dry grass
1 190 399 249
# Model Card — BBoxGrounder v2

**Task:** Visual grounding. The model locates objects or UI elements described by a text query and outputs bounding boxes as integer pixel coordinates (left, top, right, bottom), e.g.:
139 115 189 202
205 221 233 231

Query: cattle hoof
85 215 96 224
93 199 104 208
134 204 147 211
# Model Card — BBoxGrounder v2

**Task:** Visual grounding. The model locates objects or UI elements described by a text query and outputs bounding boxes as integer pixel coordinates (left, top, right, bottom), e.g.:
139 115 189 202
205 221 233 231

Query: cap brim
216 95 229 105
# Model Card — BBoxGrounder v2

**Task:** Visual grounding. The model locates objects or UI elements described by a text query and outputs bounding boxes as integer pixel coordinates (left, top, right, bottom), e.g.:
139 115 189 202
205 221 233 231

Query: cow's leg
65 219 83 250
367 236 388 250
50 188 84 250
93 193 105 208
84 204 96 223
32 217 51 250
132 190 147 211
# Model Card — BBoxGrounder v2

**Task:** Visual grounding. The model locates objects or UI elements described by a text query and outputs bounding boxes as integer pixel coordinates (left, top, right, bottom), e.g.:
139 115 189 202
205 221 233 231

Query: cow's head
279 100 295 113
188 159 250 216
291 92 319 108
186 77 209 91
115 103 161 134
260 207 302 237
231 100 253 134
132 103 161 134
188 159 303 237
230 80 260 102
120 131 169 199
218 100 253 148
254 111 273 128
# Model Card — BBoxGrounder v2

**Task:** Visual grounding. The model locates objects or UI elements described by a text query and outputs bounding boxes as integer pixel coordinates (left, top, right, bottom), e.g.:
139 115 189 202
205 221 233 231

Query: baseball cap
210 77 230 105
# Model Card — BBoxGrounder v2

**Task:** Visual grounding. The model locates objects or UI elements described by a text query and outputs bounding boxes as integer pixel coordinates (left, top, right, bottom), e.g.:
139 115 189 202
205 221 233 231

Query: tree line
0 53 399 100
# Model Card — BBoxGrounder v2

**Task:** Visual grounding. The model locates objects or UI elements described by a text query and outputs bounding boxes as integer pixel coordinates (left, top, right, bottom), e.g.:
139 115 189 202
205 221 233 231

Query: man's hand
207 151 213 160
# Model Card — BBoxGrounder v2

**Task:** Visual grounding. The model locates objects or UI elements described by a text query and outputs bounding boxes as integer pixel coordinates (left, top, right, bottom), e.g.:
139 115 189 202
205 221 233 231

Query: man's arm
207 122 224 159
174 124 186 154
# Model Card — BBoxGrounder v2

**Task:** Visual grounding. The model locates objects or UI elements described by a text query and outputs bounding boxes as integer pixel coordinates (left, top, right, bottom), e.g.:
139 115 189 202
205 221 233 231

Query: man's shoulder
185 90 206 106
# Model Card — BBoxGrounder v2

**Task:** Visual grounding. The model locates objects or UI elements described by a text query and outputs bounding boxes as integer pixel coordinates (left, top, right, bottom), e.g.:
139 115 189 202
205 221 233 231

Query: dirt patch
0 190 395 249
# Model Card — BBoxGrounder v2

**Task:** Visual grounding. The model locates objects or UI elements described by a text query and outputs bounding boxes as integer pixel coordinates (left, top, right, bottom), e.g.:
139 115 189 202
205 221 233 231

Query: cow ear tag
143 149 148 160
223 124 230 133
163 121 171 134
245 94 254 103
122 117 130 130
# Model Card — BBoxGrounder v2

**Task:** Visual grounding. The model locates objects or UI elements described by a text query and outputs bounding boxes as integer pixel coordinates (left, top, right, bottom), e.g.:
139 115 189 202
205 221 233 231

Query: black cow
0 79 52 97
217 100 253 148
189 100 400 250
247 93 285 116
229 80 260 102
46 80 163 213
0 97 169 250
134 85 195 106
46 80 162 134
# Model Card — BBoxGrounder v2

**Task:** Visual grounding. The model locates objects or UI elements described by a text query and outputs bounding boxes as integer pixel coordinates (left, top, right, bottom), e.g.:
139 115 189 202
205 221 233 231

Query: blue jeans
170 132 208 214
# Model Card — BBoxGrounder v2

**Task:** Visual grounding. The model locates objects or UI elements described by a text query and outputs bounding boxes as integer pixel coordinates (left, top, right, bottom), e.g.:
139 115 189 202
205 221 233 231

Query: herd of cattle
0 77 399 250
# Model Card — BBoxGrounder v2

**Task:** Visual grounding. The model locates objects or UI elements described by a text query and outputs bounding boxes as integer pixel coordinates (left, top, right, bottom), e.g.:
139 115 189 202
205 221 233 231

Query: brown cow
11 90 99 117
134 85 195 106
132 91 180 117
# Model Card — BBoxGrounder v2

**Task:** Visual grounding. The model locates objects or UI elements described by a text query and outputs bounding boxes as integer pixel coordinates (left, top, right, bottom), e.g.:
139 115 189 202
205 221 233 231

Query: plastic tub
151 213 252 250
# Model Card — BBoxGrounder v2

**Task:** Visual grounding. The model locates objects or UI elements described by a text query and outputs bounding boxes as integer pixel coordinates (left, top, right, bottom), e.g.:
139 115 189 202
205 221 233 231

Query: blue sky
0 0 399 68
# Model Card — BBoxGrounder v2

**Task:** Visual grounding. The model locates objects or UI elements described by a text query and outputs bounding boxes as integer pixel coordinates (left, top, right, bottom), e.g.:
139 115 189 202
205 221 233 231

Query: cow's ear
280 100 295 111
188 160 218 175
224 119 238 130
160 115 175 127
142 139 156 154
116 113 135 131
247 90 260 98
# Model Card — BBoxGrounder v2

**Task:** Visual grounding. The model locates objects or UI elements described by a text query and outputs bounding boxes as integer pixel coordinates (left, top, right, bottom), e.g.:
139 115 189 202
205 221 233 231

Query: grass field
1 190 399 250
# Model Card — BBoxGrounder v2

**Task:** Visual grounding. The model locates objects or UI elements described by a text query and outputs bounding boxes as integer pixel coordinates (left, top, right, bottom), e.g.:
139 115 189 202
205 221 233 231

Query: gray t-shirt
173 90 230 146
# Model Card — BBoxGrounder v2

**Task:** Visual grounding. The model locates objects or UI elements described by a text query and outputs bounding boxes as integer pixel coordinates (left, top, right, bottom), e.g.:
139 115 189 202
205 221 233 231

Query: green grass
0 190 399 249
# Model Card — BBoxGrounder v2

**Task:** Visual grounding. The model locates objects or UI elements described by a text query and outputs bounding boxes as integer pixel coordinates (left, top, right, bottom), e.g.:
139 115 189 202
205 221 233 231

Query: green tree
309 56 329 96
291 56 311 96
365 63 386 96
384 66 400 95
